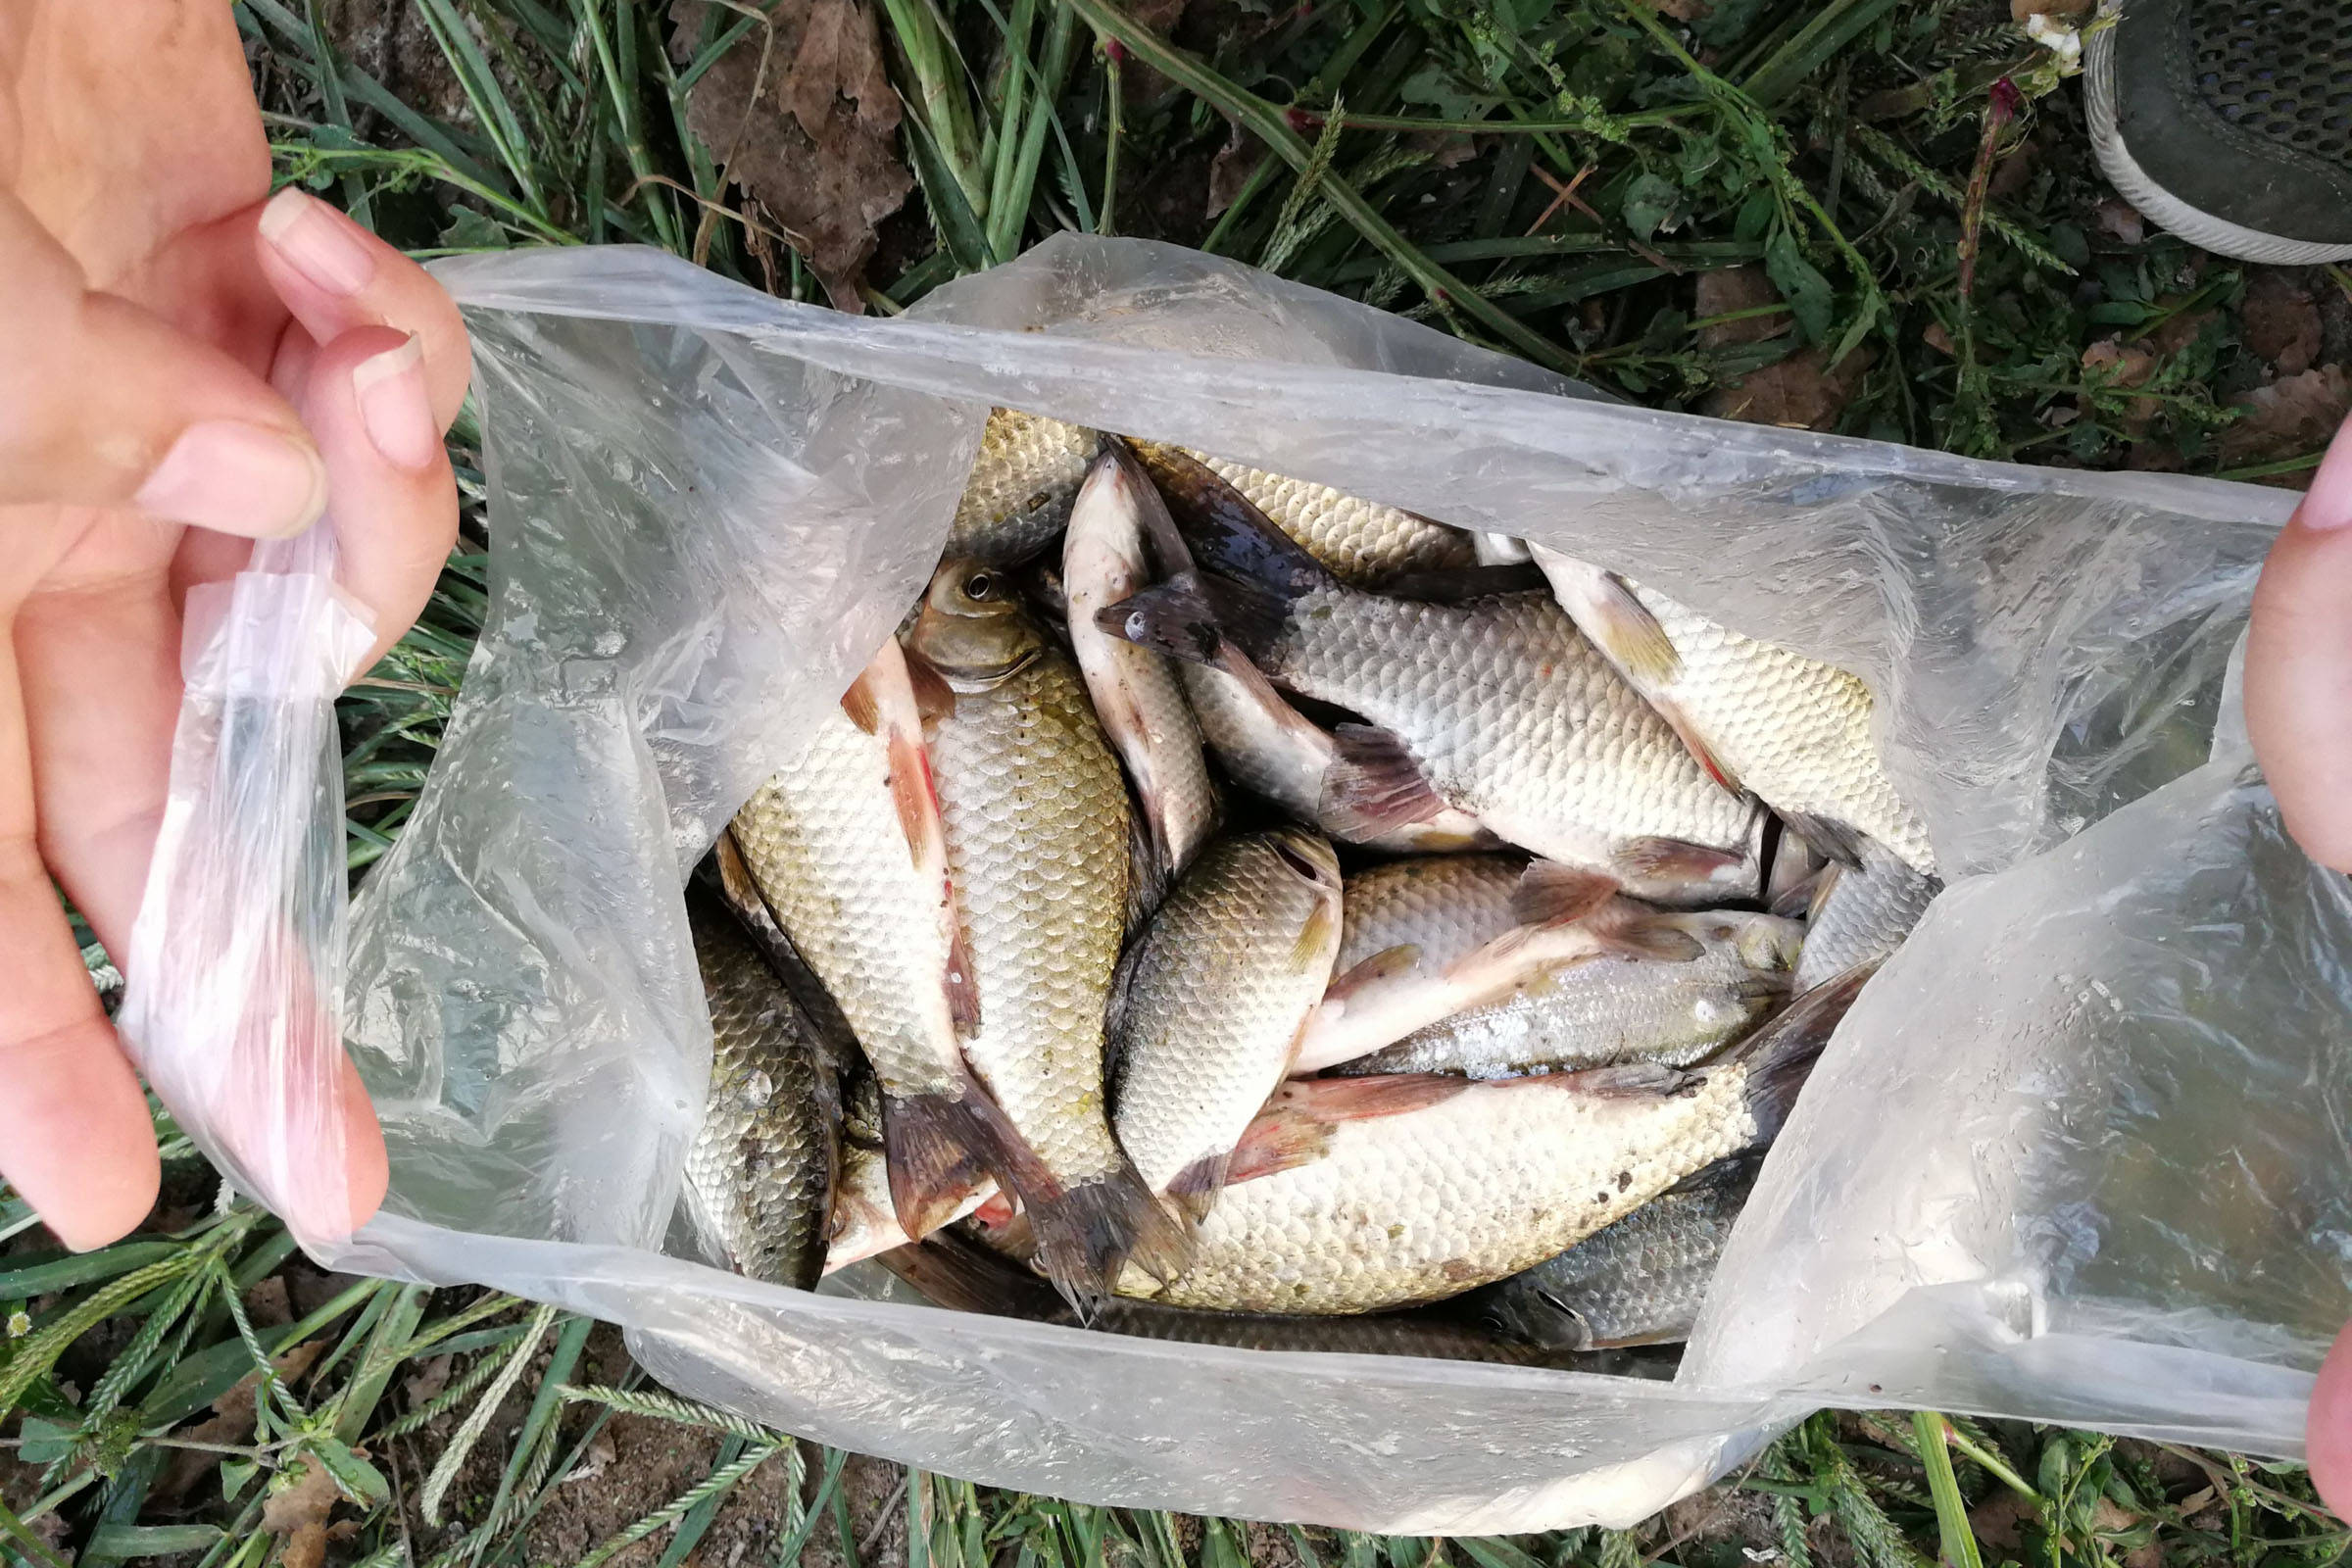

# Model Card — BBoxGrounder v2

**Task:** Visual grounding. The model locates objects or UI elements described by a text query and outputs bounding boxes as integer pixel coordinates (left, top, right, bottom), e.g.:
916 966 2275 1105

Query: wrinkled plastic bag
126 233 2350 1532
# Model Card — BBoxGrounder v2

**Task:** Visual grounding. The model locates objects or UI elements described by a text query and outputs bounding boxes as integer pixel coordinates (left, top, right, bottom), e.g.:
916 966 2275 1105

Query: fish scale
1336 855 1524 975
1275 587 1757 887
1128 1064 1765 1314
1179 451 1477 587
1793 839 1940 991
931 651 1135 1186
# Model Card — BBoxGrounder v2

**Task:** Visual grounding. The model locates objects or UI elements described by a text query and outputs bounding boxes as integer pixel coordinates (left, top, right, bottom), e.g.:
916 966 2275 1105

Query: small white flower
6 1310 30 1339
2025 11 2084 72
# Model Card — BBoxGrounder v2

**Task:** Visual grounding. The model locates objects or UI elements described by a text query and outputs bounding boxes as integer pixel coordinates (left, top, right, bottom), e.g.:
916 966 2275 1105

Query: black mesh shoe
2086 0 2352 262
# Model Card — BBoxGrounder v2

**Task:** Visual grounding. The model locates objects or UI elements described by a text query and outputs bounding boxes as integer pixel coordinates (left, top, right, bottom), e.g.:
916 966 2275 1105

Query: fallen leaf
1923 320 1955 356
673 0 912 311
1206 125 1267 219
243 1277 291 1330
1637 0 1709 19
2221 364 2352 463
2096 197 2146 245
564 1429 620 1487
1705 343 1876 429
403 1353 454 1410
261 1461 342 1568
2244 270 2323 377
2081 336 2160 434
1692 265 1786 348
156 1341 326 1505
2011 0 2092 19
2147 308 2215 356
1969 1492 2034 1549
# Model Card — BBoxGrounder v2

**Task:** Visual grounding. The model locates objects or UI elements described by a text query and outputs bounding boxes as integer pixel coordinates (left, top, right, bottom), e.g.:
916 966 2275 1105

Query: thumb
2246 418 2352 872
0 194 323 540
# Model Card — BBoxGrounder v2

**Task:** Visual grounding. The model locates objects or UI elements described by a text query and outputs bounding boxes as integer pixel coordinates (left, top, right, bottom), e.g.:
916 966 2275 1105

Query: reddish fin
880 1093 995 1240
1222 1106 1336 1186
902 646 957 722
1656 701 1740 793
1162 1150 1233 1222
1319 725 1448 837
1023 1166 1195 1308
973 1189 1018 1228
1614 835 1750 885
840 672 882 734
1781 811 1869 871
1273 1072 1470 1121
1509 861 1620 927
1324 944 1421 1001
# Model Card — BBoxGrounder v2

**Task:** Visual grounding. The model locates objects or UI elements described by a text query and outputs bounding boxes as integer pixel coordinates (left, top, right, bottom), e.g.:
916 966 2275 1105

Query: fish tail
877 1230 1073 1322
1733 960 1878 1142
1022 1162 1196 1310
879 1091 998 1241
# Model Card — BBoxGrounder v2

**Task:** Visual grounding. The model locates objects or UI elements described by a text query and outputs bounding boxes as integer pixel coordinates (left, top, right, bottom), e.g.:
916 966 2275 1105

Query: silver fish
1109 828 1344 1203
1460 1153 1759 1348
909 563 1189 1298
1104 484 1764 902
1064 448 1220 880
731 639 1001 1242
682 885 840 1291
1134 442 1477 588
1332 910 1800 1080
1792 837 1940 992
947 409 1101 564
1534 549 1936 875
1119 970 1861 1314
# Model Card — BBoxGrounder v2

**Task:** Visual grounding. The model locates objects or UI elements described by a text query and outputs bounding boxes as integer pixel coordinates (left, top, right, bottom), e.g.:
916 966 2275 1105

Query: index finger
2245 418 2352 872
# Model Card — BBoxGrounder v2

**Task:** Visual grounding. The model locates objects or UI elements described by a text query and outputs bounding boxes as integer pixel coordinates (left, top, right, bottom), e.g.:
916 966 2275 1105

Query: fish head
1262 824 1343 894
909 559 1047 690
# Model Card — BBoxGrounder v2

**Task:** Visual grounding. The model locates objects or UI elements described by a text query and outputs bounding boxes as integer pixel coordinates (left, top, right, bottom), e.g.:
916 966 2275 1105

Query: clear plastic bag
133 234 2343 1531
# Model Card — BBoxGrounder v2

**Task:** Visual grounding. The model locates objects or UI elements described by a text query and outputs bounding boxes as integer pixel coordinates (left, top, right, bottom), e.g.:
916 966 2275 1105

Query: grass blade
1912 1413 1985 1568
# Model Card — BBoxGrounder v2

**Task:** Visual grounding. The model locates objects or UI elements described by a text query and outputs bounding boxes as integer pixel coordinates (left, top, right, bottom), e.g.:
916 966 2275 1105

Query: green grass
5 0 2347 1564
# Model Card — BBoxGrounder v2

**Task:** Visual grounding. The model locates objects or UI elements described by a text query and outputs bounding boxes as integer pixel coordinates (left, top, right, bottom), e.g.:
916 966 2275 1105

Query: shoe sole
2085 23 2352 264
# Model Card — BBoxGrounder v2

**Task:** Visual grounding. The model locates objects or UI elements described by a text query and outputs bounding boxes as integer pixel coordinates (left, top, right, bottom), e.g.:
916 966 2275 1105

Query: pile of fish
680 409 1939 1369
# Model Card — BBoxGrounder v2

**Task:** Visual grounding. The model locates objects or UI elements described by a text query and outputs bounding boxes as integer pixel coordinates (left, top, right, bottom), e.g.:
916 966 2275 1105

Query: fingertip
337 1051 390 1235
2309 1325 2352 1518
48 1139 162 1253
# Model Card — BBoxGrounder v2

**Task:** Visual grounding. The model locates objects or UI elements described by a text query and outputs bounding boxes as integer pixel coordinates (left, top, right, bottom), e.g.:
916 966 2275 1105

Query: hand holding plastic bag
0 0 468 1250
2243 418 2352 1507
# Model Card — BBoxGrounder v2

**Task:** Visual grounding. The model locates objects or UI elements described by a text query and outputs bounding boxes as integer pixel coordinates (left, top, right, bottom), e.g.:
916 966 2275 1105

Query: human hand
2243 416 2352 1512
0 1 469 1250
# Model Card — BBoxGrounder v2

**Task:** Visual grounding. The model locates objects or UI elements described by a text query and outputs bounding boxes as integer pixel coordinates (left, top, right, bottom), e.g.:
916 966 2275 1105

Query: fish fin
1666 1150 1766 1197
1103 440 1197 576
1320 724 1449 837
876 718 983 1036
1550 1060 1699 1098
1324 944 1422 1002
972 1189 1018 1228
879 1093 995 1240
1378 564 1551 603
1509 861 1621 927
1655 702 1741 793
1104 941 1149 1093
1272 1072 1470 1121
1098 568 1288 670
1124 801 1172 939
1774 865 1832 920
1289 899 1342 974
1733 960 1877 1141
1023 1165 1195 1307
1731 972 1795 1008
1129 443 1337 597
1221 1106 1336 1185
876 1230 1070 1322
710 828 767 920
1563 566 1684 687
902 646 957 722
1162 1150 1233 1222
1584 901 1708 962
1780 811 1869 870
840 671 882 734
1613 835 1751 888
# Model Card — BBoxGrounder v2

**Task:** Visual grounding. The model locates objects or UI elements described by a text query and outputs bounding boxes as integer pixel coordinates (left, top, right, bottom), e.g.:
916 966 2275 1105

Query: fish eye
963 570 996 600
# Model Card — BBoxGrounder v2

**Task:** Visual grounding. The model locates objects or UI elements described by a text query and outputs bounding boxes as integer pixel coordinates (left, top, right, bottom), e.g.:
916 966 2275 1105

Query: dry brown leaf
404 1353 454 1410
2081 336 2163 435
1692 265 1786 348
1923 320 1955 356
673 0 912 311
2096 197 2146 245
1970 1493 2034 1550
2221 364 2352 463
2011 0 2092 20
2245 270 2323 377
1705 344 1875 430
1205 126 1268 219
262 1460 342 1568
1637 0 1710 19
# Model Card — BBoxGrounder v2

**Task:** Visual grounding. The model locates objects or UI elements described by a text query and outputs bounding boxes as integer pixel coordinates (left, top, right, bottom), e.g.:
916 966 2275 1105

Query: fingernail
259 186 377 297
2296 418 2352 532
133 421 328 537
353 335 441 471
